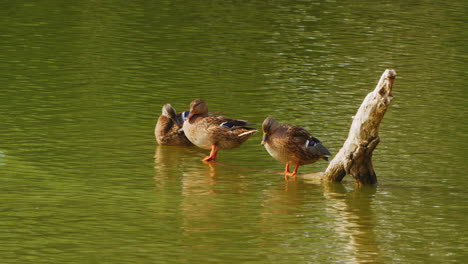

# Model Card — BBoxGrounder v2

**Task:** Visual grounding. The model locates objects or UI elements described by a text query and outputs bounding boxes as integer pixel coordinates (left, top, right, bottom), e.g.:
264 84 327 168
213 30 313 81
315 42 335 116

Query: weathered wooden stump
323 69 396 185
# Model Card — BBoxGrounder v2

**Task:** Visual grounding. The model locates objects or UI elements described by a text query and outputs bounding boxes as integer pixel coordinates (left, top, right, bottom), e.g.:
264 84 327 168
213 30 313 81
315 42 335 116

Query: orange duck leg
203 144 219 162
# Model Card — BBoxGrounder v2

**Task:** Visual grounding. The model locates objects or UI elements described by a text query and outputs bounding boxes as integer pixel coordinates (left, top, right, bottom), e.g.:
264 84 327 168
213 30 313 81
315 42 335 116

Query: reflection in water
258 180 324 261
180 162 218 236
323 183 382 264
153 145 197 188
261 180 307 219
259 180 382 263
0 150 6 166
154 145 218 241
155 146 263 263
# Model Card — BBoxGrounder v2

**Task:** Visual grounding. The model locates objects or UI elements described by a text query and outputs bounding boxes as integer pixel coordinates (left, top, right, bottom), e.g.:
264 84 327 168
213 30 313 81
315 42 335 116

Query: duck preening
261 116 331 180
155 104 193 146
183 99 257 162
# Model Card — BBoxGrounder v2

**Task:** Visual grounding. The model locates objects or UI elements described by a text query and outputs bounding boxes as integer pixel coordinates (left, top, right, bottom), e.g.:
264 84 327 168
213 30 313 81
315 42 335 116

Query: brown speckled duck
261 117 331 180
183 99 257 162
155 104 193 146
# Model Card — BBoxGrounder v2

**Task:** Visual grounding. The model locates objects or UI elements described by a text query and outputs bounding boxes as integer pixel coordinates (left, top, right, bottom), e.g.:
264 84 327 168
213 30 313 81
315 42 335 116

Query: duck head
261 116 280 145
162 104 181 124
188 99 209 120
162 104 177 118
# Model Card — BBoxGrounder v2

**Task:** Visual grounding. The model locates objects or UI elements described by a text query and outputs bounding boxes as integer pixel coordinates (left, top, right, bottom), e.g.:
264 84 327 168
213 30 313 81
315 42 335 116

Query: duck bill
261 134 267 145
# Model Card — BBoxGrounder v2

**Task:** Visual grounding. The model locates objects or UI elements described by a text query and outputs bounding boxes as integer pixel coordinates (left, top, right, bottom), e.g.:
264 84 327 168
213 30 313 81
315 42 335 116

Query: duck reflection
259 179 381 263
322 183 382 264
154 145 219 234
153 145 221 257
260 180 322 227
154 145 195 188
179 162 219 235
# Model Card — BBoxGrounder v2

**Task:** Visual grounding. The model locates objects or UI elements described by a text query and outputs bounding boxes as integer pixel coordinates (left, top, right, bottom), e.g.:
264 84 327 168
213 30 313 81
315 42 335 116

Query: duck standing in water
261 117 331 180
183 99 257 162
155 104 193 146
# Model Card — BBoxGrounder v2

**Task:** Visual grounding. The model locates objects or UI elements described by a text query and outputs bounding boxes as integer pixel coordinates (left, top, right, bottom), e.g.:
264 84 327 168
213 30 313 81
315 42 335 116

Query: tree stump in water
323 69 396 185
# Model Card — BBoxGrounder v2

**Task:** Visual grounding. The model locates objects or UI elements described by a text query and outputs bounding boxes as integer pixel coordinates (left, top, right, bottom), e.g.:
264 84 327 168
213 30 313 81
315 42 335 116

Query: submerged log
323 69 396 185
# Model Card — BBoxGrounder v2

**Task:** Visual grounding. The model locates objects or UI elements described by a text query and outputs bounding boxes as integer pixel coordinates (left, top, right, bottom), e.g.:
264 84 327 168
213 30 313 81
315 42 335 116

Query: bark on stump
323 69 396 185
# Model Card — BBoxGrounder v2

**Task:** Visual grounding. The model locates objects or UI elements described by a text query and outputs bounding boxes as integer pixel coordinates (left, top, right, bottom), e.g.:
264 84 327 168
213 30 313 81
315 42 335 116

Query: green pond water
1 1 467 263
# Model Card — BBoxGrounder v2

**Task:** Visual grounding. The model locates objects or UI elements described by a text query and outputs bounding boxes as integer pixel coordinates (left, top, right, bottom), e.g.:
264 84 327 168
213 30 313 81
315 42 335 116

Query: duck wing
217 116 255 130
306 135 331 157
287 126 331 157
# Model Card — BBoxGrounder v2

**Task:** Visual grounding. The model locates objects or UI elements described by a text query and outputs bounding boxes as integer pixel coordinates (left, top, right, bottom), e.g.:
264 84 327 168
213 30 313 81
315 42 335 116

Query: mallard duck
183 99 257 161
261 117 331 179
155 104 193 146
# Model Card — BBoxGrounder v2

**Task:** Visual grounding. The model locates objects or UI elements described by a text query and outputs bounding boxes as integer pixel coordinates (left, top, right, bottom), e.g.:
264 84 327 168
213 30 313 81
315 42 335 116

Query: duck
261 117 331 180
183 99 257 161
155 104 193 146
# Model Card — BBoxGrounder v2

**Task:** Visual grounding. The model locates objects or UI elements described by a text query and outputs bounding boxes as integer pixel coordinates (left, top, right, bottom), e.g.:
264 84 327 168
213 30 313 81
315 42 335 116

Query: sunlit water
1 1 466 263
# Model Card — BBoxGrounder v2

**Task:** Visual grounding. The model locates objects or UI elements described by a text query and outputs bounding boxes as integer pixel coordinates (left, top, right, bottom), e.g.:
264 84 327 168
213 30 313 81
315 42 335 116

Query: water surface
1 1 466 263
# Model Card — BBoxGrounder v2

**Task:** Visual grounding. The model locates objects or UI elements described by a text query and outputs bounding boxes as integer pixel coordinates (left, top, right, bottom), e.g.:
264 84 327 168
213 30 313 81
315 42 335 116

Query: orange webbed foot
203 156 216 162
203 144 218 162
283 164 299 180
284 172 298 181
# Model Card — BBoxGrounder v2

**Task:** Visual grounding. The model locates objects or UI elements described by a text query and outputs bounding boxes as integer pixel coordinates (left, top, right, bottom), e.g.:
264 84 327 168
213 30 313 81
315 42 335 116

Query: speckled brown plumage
155 104 193 146
183 99 257 161
261 117 331 179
